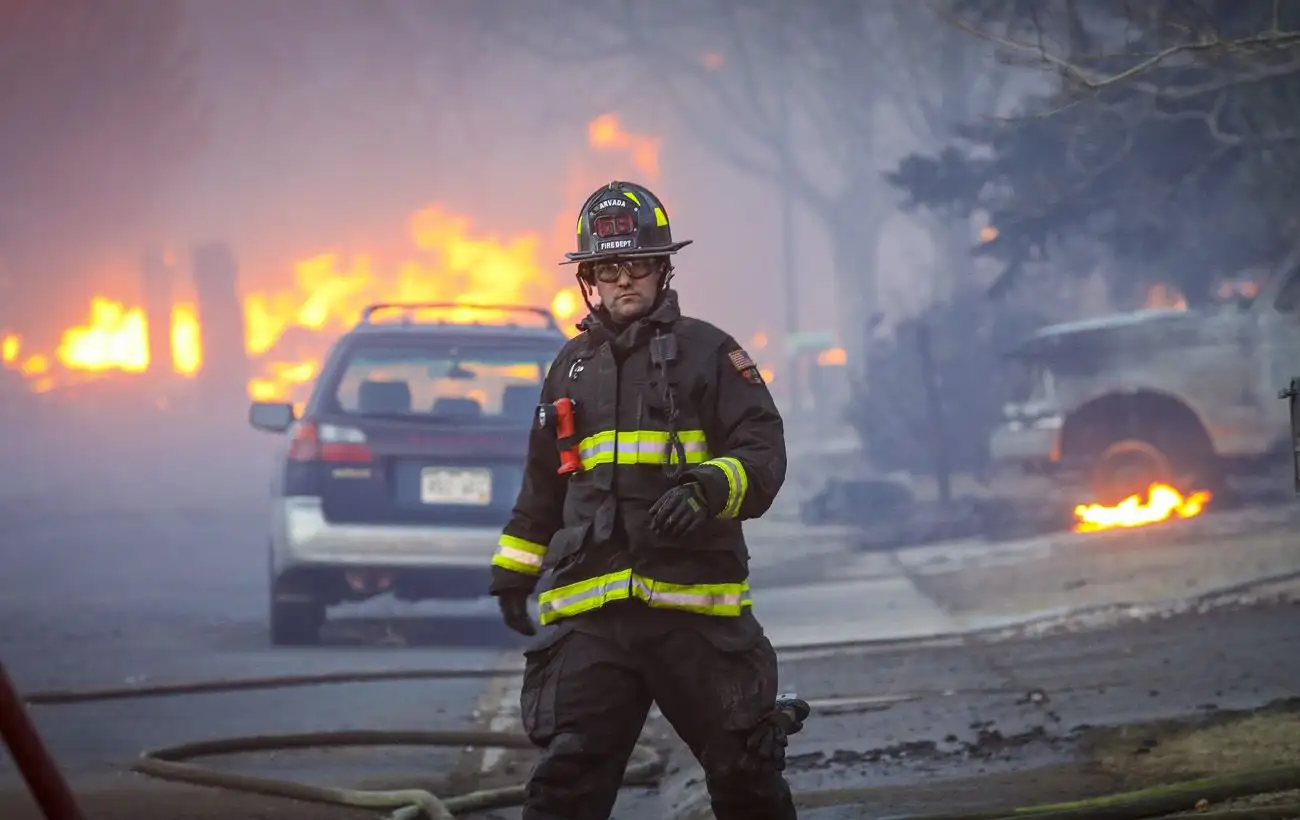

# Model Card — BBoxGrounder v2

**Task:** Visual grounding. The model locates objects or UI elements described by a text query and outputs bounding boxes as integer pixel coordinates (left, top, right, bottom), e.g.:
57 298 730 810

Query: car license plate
420 468 492 505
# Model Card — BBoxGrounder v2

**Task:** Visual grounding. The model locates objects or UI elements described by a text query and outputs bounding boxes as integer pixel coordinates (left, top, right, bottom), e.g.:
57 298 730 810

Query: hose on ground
22 669 1300 820
130 729 664 820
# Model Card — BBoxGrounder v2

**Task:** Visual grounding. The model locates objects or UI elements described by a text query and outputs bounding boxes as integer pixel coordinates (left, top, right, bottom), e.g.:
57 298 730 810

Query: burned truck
990 254 1300 505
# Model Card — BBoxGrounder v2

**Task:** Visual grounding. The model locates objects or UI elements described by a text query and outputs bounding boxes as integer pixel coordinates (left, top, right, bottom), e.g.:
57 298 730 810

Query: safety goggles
591 259 660 284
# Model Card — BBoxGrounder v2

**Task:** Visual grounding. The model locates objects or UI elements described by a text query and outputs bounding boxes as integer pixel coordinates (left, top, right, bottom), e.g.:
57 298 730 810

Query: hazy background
0 2 1048 380
3 0 1295 487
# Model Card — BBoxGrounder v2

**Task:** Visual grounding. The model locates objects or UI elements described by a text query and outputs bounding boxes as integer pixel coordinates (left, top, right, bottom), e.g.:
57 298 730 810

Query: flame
1073 483 1212 533
1 334 19 365
1217 279 1261 301
3 112 664 401
587 113 661 180
56 298 150 373
21 354 49 376
817 347 847 366
1143 284 1187 310
171 304 202 375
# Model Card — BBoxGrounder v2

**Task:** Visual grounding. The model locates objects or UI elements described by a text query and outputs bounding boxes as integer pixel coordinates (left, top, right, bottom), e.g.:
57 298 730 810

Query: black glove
649 482 711 539
746 696 810 771
746 720 790 770
497 590 536 637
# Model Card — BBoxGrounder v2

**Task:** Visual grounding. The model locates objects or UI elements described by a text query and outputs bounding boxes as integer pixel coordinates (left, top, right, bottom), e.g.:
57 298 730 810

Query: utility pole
776 33 801 419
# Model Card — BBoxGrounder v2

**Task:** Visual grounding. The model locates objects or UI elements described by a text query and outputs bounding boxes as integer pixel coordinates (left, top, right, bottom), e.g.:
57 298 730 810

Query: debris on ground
1088 698 1300 784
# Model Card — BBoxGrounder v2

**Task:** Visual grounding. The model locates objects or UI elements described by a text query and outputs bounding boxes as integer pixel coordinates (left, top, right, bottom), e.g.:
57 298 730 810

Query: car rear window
328 342 559 423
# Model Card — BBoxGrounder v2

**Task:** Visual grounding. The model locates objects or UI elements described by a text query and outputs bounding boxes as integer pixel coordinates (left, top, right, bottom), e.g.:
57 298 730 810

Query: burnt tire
1088 435 1218 506
1090 438 1174 504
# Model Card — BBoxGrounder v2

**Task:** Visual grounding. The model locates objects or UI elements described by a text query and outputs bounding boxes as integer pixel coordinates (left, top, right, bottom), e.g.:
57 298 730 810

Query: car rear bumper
272 496 499 570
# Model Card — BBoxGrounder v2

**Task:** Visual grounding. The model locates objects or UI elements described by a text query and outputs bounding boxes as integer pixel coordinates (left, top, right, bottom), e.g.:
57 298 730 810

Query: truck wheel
1090 438 1174 504
1089 436 1219 506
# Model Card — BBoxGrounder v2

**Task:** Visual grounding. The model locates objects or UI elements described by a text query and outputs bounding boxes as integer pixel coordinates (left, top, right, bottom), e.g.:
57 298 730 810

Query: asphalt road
3 411 1297 820
0 417 874 798
0 495 532 788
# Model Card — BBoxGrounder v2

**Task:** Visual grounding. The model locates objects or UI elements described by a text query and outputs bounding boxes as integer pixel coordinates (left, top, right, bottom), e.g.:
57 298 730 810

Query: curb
665 568 1300 819
772 565 1300 658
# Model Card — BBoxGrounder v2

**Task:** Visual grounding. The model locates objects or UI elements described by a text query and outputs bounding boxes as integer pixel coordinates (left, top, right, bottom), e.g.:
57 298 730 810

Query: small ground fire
1073 483 1213 533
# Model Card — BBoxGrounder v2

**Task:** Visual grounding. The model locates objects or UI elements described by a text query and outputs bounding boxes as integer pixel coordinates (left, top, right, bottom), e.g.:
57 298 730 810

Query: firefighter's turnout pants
518 600 797 820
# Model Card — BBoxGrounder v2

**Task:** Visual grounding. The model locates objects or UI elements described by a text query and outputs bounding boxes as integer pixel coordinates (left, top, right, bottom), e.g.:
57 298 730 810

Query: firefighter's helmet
562 181 693 265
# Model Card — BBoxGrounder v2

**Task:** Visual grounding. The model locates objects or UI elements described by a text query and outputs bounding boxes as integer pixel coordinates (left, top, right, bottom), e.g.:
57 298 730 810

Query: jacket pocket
519 622 578 741
693 613 778 732
542 522 590 573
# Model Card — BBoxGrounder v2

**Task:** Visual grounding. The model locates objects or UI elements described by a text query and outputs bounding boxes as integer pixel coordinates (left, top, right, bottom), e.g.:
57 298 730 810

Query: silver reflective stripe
496 546 542 569
579 436 616 465
631 576 654 600
538 573 632 620
647 590 746 608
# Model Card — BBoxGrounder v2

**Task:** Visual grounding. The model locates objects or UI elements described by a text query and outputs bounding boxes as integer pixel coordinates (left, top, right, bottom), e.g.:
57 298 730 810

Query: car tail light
287 420 373 463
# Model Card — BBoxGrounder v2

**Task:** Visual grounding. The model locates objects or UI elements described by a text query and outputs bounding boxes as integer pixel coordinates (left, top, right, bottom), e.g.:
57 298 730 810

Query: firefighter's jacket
489 290 787 626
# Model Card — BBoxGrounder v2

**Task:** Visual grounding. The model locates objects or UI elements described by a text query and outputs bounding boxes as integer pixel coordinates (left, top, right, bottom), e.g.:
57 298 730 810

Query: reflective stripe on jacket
489 289 786 625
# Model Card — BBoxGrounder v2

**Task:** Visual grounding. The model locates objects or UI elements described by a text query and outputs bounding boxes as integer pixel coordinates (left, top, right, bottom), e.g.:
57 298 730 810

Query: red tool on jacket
537 398 581 475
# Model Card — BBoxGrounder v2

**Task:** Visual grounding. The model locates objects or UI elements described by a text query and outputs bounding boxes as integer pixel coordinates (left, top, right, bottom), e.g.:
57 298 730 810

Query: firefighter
488 181 802 820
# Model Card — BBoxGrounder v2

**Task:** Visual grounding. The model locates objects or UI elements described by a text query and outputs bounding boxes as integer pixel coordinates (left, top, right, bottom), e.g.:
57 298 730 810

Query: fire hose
7 577 1300 820
7 660 1300 820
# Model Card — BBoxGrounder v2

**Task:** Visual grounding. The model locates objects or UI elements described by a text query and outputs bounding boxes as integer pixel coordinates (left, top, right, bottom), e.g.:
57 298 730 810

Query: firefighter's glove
746 717 791 771
649 482 710 539
496 590 536 637
746 697 810 771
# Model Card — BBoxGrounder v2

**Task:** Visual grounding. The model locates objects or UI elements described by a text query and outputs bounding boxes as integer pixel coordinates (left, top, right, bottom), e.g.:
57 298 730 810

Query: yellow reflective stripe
538 570 751 624
537 569 634 623
702 457 748 518
491 534 548 576
577 429 710 470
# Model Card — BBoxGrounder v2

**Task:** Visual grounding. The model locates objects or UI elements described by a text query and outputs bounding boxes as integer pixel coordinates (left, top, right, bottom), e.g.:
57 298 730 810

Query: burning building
0 114 670 410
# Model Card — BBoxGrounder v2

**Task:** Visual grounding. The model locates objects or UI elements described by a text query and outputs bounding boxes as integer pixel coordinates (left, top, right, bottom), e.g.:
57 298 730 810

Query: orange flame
242 205 579 403
1073 483 1211 533
587 113 661 180
171 304 202 375
56 298 150 373
1 334 19 365
817 347 848 366
2 112 663 402
1143 284 1187 310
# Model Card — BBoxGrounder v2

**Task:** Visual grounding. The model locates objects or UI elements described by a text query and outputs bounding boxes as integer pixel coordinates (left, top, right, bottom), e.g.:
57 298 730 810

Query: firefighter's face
593 258 662 322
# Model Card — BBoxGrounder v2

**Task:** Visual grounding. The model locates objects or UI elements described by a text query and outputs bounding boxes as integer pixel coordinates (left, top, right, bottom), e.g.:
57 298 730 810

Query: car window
328 342 558 422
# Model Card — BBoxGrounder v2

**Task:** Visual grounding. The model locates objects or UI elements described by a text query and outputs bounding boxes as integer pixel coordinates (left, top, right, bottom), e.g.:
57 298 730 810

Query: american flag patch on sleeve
728 348 755 371
728 347 764 384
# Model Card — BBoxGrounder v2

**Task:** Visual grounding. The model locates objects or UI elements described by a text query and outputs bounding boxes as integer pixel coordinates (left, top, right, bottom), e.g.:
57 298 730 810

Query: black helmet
562 181 693 265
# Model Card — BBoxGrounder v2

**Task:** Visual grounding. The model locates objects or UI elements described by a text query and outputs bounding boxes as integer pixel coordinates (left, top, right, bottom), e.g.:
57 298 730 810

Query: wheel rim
1092 439 1173 504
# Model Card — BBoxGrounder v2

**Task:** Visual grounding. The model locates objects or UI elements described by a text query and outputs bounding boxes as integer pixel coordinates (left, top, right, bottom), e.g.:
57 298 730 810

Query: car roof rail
358 302 560 332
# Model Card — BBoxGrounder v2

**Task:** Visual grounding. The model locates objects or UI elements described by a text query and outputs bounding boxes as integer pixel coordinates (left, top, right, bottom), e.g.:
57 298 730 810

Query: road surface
2 413 1298 820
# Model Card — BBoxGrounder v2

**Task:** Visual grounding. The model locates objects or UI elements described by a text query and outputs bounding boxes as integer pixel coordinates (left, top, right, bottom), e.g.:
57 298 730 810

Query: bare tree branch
931 0 1300 94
